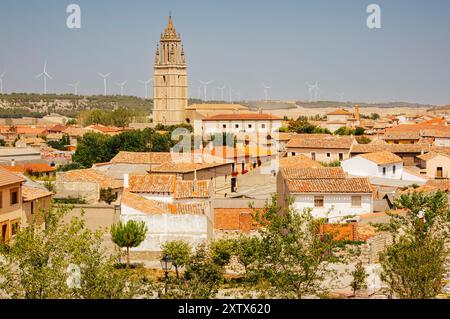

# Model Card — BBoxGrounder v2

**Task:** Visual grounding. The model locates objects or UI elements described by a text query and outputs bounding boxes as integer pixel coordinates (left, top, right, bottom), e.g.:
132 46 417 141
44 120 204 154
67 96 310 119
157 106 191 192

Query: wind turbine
98 72 112 95
115 80 128 96
228 86 233 103
139 79 152 99
306 81 319 102
262 83 272 101
199 80 213 101
216 85 226 101
0 72 5 94
36 62 52 94
68 81 80 95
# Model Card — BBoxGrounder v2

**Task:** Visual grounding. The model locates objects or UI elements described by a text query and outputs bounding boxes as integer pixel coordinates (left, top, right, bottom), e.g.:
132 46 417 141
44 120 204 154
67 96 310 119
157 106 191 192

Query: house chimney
354 105 360 121
123 173 129 189
10 159 15 167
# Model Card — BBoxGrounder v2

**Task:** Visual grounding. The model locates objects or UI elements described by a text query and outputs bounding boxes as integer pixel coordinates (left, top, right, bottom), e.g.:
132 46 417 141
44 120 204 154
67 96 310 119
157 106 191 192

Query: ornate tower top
161 15 180 41
155 15 185 66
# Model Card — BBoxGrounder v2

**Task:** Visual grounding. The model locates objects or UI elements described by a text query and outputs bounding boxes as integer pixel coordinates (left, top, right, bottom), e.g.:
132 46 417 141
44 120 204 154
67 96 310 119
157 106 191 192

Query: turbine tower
98 72 112 96
36 62 52 94
262 83 272 101
306 81 319 102
216 85 226 101
139 79 152 99
0 72 5 94
199 80 213 101
115 80 128 96
68 81 80 95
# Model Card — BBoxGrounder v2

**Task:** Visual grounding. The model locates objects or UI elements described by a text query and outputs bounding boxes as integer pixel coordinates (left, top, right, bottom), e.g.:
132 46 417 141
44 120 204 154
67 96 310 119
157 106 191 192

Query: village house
324 107 361 133
0 168 24 242
94 151 174 180
85 124 123 136
22 184 52 226
120 173 213 252
417 149 450 179
0 162 56 178
55 168 123 204
350 143 430 166
200 113 282 138
286 135 356 163
277 167 373 222
0 147 42 164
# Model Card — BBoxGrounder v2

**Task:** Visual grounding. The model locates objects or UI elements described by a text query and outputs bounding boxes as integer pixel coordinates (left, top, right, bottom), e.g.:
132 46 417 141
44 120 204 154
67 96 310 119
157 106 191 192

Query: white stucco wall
434 137 450 147
292 193 372 222
202 119 282 135
121 205 210 252
342 156 403 179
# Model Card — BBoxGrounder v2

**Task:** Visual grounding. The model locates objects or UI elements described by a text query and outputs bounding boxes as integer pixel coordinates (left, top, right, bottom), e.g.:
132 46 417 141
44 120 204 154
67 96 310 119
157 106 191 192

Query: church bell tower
152 15 188 125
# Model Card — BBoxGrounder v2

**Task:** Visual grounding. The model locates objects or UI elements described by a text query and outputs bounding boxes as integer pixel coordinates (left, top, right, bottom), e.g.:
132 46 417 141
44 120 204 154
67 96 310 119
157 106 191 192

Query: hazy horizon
1 0 450 105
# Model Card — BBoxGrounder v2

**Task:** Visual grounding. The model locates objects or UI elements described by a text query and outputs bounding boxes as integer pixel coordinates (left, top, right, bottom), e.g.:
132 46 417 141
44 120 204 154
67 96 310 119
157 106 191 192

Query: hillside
0 93 153 118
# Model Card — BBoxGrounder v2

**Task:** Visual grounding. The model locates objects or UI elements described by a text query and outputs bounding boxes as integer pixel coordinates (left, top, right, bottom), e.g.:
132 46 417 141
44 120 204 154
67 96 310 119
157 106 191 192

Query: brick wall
214 208 259 233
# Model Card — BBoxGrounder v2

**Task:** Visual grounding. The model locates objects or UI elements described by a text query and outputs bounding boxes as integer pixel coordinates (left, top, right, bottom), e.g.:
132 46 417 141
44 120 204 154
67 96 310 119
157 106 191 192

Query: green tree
183 244 224 299
234 235 260 276
356 136 371 144
99 188 117 205
210 239 235 267
110 220 148 268
377 190 450 299
354 127 365 136
0 206 141 299
72 132 111 167
161 240 192 278
247 195 343 298
57 162 86 172
350 262 368 297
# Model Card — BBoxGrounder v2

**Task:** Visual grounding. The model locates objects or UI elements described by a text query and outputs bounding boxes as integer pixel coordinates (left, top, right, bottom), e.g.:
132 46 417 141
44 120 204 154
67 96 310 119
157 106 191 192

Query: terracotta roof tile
128 174 176 193
359 151 403 165
110 151 173 164
281 167 345 179
327 109 352 116
1 163 56 174
287 178 372 193
351 143 428 154
279 155 324 168
202 113 282 121
22 186 52 201
0 168 25 187
61 169 123 189
287 135 355 149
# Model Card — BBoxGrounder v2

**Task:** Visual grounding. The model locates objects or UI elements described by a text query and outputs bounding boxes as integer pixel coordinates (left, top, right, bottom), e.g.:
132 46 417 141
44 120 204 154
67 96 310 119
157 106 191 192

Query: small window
261 124 266 129
10 188 18 205
393 165 396 174
352 196 362 207
327 153 331 158
11 222 19 237
314 196 324 207
311 152 316 161
291 152 296 156
31 201 34 215
339 153 344 161
382 167 386 176
235 124 239 129
222 124 227 129
248 124 252 129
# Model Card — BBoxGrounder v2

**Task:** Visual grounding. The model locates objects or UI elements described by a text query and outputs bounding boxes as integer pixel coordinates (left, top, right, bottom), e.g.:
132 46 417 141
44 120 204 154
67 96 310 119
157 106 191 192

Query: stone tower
152 16 188 125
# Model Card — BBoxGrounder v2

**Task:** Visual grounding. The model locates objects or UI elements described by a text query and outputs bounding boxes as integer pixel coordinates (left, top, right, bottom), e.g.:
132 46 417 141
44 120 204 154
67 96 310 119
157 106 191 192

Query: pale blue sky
0 0 449 105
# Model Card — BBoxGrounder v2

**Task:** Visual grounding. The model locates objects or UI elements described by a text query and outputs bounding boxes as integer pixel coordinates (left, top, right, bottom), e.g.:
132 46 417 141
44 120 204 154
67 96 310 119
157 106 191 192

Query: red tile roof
202 113 282 121
22 186 52 201
110 151 173 165
281 167 346 179
359 151 403 165
279 155 324 169
287 135 355 149
327 109 352 116
0 168 25 187
287 178 372 193
1 163 56 174
60 169 123 189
